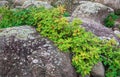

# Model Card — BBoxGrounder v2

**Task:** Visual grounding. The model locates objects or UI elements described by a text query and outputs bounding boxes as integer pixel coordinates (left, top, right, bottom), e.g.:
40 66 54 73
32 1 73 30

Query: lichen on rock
0 26 76 77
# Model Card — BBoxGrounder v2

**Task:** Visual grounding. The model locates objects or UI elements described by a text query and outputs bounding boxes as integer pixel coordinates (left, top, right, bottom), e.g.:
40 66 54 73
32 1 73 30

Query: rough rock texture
0 26 76 77
79 75 90 77
71 1 120 44
93 0 120 10
0 1 8 6
71 1 114 23
91 62 105 77
22 0 52 9
80 18 120 43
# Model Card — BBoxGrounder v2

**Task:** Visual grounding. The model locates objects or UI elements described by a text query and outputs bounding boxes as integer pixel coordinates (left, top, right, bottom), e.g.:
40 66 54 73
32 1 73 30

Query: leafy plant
0 6 36 28
33 7 120 77
115 9 120 15
104 13 119 28
63 11 70 17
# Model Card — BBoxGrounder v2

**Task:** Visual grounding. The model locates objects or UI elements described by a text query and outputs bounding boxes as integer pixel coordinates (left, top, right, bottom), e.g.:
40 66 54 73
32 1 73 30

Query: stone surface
0 26 76 77
71 1 114 23
114 30 120 38
0 1 8 7
22 0 52 9
79 75 90 77
80 18 120 44
71 1 120 44
93 0 120 10
91 62 105 77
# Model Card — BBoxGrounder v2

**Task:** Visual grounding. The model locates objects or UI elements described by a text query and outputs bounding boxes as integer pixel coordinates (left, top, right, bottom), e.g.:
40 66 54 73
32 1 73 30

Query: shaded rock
91 62 105 77
114 21 120 31
71 1 114 23
22 0 52 9
0 26 76 77
79 75 90 77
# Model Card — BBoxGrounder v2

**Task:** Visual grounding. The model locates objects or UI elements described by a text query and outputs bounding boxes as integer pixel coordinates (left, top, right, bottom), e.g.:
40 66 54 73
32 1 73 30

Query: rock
91 62 105 77
11 0 26 6
93 0 120 10
114 30 120 38
0 1 8 7
0 26 76 77
22 0 52 9
114 21 120 31
71 1 120 43
79 75 90 77
80 18 120 44
71 1 114 23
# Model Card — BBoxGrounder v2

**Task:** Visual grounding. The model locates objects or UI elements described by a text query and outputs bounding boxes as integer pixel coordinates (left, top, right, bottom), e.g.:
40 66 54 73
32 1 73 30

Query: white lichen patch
32 59 39 63
0 26 36 40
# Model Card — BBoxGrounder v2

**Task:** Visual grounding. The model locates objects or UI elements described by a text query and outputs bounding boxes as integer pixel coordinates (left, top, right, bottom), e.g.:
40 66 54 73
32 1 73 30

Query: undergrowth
0 6 120 77
104 13 119 28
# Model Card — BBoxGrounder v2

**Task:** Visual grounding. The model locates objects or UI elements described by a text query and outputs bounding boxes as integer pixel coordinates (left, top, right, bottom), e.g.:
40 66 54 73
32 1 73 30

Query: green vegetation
115 9 120 15
0 6 120 77
0 6 36 28
104 13 119 28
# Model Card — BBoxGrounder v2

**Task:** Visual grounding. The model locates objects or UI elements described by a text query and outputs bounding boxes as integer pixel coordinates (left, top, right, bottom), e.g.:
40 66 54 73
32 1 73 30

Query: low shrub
0 6 36 28
115 9 120 15
104 13 119 28
33 7 120 77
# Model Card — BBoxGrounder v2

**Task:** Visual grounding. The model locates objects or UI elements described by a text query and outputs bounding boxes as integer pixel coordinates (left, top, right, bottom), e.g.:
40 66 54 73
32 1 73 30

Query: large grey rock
79 75 90 77
80 18 120 44
72 1 114 23
0 26 76 77
22 0 52 9
93 0 120 10
0 1 8 7
91 62 105 77
71 1 120 43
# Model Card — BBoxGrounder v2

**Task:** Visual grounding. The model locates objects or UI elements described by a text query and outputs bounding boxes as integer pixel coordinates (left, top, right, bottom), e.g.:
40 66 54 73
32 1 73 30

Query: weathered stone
91 62 105 77
22 0 52 9
80 18 120 44
71 1 120 44
0 1 8 7
114 21 120 31
79 75 90 77
114 30 120 38
0 26 76 77
71 1 114 23
93 0 120 10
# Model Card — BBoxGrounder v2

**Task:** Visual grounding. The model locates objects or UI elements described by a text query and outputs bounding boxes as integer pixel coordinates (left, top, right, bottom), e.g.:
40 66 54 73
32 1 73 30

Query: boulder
11 0 26 6
91 62 105 77
71 1 120 43
0 1 8 7
71 1 114 23
22 0 52 9
114 30 120 38
79 75 90 77
0 26 76 77
93 0 120 10
81 18 120 43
